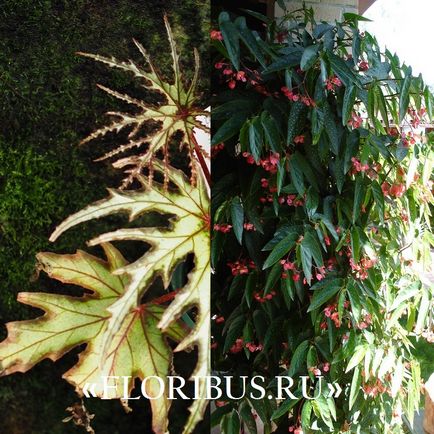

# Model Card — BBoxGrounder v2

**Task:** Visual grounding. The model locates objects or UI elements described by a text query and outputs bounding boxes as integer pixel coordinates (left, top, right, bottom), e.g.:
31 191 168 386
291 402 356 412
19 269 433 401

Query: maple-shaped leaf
49 162 210 433
0 243 187 434
77 15 209 187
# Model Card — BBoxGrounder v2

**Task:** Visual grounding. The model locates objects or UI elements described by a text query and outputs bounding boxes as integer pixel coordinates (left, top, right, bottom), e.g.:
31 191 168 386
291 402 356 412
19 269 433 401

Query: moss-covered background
0 0 209 432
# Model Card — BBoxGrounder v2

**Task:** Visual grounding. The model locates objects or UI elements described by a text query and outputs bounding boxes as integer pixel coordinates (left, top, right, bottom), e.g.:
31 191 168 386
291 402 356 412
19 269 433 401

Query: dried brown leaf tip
77 15 208 188
63 401 95 434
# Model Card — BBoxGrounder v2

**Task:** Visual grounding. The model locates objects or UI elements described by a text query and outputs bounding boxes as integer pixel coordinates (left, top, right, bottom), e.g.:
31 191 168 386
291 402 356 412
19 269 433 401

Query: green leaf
399 66 412 122
287 101 305 145
293 152 319 192
261 111 282 152
265 262 283 294
349 366 361 410
219 12 240 70
235 16 266 68
300 241 313 284
301 401 312 429
289 156 305 195
350 227 360 263
343 12 372 22
263 233 298 269
371 181 385 223
212 114 247 145
390 282 420 311
288 340 309 376
346 344 368 372
424 86 433 119
328 52 361 88
302 231 323 268
352 176 364 223
231 196 244 244
367 86 377 123
228 410 241 434
307 279 342 312
300 44 320 71
271 397 300 420
239 402 258 434
249 117 263 162
0 245 187 434
323 103 340 155
342 85 357 125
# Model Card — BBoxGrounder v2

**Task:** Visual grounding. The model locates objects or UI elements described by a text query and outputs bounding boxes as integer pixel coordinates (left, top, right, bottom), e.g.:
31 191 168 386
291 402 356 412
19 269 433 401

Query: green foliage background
0 1 209 432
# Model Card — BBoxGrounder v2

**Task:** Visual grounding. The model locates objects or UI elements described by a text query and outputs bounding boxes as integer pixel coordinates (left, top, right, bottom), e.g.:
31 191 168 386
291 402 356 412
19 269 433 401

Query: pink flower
294 135 305 144
236 71 247 82
358 60 369 71
210 30 223 41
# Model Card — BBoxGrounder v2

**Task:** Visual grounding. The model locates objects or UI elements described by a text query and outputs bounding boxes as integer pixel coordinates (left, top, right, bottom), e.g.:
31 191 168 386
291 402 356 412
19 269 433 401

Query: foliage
211 7 434 434
0 7 210 434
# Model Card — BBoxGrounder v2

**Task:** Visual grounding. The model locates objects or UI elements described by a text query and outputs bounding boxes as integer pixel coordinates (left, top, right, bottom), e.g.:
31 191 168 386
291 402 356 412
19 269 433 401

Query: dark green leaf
352 176 364 224
371 181 384 223
300 44 320 71
235 17 267 68
288 340 309 376
212 114 247 145
263 233 298 269
239 402 258 434
231 196 244 244
399 66 412 122
342 85 356 125
328 52 361 88
219 12 240 70
287 101 305 145
265 261 283 294
261 111 281 152
289 157 305 195
249 117 263 162
308 280 342 312
323 103 340 155
350 227 360 263
302 231 323 268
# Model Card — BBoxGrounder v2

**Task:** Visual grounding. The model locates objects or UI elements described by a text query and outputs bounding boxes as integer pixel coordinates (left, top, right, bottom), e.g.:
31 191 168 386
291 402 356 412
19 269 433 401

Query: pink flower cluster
210 30 223 41
214 223 232 233
401 131 416 147
281 87 315 106
308 362 330 376
325 75 342 91
288 426 303 434
294 135 305 144
348 111 363 128
381 181 406 198
227 259 256 276
253 290 276 303
245 342 263 352
350 158 381 179
357 313 372 330
320 300 350 330
242 152 280 174
211 143 225 158
229 337 263 354
349 256 376 280
358 60 369 71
